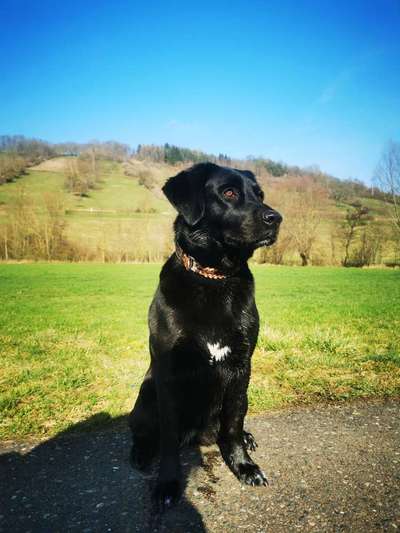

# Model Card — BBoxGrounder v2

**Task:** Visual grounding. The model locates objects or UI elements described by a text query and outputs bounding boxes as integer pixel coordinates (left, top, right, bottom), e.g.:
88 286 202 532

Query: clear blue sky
1 0 399 183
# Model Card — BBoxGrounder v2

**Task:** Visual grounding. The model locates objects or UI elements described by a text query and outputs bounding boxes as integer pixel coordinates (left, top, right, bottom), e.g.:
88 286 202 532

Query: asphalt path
1 399 399 532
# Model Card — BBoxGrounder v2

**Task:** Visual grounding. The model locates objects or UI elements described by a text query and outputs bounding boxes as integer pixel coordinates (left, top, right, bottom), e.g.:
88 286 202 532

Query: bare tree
340 202 372 266
64 156 95 196
374 140 400 241
90 146 98 182
0 189 82 261
255 227 293 265
0 154 26 184
281 176 329 266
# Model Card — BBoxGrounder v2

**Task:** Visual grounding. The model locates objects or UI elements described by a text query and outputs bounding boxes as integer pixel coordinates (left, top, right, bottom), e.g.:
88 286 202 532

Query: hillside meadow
0 263 399 440
0 156 397 265
0 158 175 262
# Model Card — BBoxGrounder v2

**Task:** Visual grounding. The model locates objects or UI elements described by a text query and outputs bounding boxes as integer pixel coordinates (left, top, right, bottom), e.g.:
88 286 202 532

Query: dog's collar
175 244 227 280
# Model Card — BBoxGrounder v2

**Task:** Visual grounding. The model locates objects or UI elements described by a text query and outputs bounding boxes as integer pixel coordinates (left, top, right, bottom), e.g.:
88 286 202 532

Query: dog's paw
243 430 258 452
237 462 268 487
152 479 182 513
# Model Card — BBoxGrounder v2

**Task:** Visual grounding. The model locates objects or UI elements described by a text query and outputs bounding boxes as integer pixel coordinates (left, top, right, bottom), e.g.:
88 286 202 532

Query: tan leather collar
175 244 226 280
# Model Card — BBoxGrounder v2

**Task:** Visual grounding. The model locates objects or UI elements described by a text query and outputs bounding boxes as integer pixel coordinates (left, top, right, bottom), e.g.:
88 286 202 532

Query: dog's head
163 162 282 251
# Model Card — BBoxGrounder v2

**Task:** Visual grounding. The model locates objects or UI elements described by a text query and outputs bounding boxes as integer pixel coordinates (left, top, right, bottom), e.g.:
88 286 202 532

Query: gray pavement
1 399 399 532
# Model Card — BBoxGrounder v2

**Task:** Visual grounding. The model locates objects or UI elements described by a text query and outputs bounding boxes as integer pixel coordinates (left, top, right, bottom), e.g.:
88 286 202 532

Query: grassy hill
0 156 396 265
0 157 175 262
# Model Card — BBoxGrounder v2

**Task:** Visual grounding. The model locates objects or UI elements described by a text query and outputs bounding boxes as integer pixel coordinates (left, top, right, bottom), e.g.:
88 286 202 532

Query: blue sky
1 0 399 183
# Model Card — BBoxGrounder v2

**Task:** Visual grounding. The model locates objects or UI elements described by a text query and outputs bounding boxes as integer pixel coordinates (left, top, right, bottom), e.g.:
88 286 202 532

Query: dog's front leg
152 371 182 511
218 376 268 487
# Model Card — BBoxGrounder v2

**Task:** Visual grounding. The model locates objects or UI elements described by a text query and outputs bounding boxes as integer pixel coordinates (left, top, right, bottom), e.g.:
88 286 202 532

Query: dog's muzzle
256 208 282 246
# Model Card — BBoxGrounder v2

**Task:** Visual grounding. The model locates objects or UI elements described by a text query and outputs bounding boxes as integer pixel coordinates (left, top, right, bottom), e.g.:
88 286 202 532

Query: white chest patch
207 342 231 363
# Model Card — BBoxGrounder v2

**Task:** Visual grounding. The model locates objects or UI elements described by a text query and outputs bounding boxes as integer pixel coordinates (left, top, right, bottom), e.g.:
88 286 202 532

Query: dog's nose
262 210 282 226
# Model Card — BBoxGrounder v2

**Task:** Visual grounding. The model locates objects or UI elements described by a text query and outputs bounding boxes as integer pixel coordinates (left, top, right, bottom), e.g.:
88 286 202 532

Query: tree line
135 143 231 165
0 134 394 204
135 143 391 205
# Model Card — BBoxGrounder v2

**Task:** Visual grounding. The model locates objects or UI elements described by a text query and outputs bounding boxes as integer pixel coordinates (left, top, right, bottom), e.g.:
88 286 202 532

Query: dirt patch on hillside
30 157 74 172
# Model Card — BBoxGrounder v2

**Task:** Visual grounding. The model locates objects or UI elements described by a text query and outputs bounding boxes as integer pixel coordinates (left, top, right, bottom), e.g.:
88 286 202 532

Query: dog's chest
157 272 259 366
206 341 232 363
185 293 258 366
196 312 257 366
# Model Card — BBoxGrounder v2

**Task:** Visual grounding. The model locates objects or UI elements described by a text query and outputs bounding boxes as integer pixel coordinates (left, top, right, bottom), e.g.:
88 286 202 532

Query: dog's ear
162 163 217 225
239 169 256 181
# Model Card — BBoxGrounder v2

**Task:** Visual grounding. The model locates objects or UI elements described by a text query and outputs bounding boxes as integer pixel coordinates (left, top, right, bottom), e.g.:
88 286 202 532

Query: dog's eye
223 189 238 200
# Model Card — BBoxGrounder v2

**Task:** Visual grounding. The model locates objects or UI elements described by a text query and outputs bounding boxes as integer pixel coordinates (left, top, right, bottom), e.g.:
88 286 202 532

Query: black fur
129 162 282 511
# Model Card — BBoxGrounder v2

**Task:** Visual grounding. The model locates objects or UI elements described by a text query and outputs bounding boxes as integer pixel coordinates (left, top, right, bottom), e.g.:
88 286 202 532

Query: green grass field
0 263 399 440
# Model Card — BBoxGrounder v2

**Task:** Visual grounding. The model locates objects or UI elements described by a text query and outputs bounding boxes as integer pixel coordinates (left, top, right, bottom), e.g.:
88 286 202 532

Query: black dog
129 162 282 511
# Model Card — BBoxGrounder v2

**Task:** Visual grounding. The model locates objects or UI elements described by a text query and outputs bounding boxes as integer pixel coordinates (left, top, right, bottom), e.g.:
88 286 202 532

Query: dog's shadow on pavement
0 413 208 533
